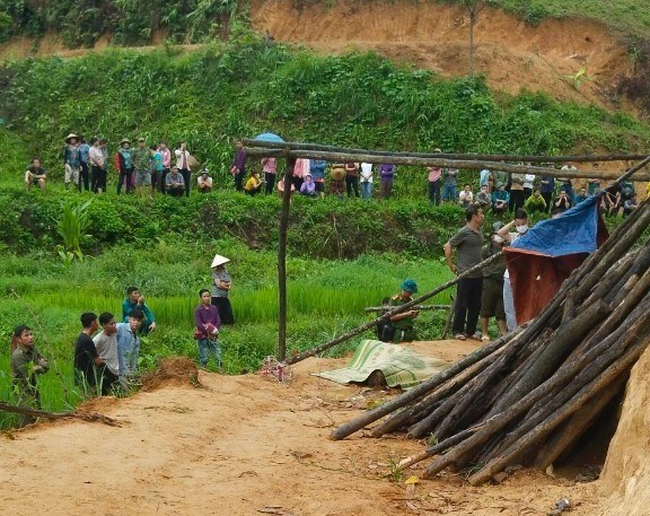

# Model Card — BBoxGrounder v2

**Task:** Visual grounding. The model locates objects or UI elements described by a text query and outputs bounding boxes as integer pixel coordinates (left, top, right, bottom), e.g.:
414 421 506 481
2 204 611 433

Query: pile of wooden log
331 197 650 486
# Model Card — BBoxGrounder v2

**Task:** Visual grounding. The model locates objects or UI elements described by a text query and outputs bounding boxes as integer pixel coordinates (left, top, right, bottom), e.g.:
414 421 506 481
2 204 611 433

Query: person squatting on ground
194 289 222 367
244 171 263 196
444 204 485 341
211 254 235 325
197 168 213 193
299 173 317 197
387 280 420 343
24 158 47 190
479 223 508 341
498 209 530 331
11 325 49 427
166 166 185 197
122 286 157 334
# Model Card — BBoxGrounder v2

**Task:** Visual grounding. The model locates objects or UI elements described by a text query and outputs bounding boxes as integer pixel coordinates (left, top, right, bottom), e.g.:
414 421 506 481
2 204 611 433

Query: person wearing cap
24 158 47 190
479 223 508 341
115 138 134 195
211 255 235 325
132 137 153 198
197 168 213 193
165 166 185 197
491 182 509 215
387 280 420 342
444 204 485 341
63 133 81 190
475 184 491 210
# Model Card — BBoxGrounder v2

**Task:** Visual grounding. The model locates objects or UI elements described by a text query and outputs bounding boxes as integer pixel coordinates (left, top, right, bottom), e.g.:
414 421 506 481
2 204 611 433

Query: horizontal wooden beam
244 147 650 181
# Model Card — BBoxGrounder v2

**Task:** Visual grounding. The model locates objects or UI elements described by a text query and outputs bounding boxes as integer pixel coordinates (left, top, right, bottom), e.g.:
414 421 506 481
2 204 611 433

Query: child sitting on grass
194 289 222 367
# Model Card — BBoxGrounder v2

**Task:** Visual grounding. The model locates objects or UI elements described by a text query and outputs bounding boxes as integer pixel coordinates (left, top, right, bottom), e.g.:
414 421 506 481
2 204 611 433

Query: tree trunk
277 154 295 362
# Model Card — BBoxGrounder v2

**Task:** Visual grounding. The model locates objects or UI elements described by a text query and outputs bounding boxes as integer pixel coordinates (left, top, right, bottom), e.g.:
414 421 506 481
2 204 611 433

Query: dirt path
0 339 604 515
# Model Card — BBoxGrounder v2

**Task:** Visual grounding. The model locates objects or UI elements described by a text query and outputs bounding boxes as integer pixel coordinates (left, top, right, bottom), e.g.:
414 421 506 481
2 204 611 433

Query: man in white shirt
92 312 120 394
359 162 373 199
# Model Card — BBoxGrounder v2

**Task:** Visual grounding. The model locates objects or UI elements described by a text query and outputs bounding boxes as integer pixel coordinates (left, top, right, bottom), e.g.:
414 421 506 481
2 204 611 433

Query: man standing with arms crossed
444 205 485 341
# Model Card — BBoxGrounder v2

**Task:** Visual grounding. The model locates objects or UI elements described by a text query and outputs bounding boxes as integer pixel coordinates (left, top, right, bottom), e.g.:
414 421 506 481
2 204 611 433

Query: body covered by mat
313 339 448 389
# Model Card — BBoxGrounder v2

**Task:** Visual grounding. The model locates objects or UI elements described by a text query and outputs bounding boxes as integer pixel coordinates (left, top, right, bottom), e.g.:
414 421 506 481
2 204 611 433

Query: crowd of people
24 136 648 213
9 256 236 427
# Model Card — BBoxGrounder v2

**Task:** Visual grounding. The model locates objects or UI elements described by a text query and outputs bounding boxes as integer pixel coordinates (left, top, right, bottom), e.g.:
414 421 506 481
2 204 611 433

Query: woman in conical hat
210 255 235 325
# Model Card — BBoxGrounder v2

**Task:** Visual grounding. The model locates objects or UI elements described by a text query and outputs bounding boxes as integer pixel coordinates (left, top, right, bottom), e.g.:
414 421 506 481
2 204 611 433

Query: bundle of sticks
331 197 650 486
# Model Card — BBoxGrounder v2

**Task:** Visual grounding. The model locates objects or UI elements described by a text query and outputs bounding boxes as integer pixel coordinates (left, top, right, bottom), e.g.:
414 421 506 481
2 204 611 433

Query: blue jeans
361 181 373 199
198 338 221 366
442 184 457 202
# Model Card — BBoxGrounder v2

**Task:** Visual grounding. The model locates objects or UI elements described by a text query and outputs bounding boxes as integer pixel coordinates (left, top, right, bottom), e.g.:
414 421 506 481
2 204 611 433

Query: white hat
211 254 230 268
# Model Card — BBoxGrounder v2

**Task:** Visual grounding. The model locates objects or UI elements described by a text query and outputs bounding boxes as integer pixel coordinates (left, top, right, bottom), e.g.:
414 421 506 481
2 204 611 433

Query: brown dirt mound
596 341 650 515
141 356 202 392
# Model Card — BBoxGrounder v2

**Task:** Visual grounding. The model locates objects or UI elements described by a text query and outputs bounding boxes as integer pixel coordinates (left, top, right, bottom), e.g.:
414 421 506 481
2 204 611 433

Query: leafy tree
463 0 496 76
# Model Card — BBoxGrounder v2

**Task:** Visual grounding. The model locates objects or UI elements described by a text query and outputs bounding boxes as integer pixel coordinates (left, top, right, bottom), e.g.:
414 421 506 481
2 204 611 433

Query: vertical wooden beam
277 151 296 362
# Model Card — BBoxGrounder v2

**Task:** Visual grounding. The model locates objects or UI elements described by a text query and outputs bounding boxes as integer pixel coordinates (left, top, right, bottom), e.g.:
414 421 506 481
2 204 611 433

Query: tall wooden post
277 151 296 362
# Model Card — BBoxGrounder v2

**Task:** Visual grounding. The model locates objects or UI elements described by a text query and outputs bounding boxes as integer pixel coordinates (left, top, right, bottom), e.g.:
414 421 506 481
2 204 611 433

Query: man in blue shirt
116 308 144 378
122 286 157 334
79 138 91 191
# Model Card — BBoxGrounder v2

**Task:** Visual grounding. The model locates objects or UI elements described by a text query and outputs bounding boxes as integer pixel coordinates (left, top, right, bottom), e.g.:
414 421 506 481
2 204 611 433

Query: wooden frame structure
242 138 650 362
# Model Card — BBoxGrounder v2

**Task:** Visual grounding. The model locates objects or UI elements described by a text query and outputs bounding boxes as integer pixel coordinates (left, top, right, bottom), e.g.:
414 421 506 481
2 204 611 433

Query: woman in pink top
262 157 277 195
428 166 442 205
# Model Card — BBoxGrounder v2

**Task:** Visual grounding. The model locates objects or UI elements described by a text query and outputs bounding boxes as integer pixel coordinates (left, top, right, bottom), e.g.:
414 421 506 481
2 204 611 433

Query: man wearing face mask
497 209 530 331
479 223 508 341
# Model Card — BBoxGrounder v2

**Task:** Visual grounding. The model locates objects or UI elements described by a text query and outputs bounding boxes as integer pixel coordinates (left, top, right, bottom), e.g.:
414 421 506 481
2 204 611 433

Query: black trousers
346 176 359 197
452 277 484 336
180 168 191 197
117 168 133 194
429 180 441 205
265 172 276 195
79 162 90 191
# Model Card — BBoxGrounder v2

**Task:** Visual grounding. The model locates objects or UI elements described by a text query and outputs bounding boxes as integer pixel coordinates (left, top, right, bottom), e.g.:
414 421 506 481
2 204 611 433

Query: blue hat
400 279 418 294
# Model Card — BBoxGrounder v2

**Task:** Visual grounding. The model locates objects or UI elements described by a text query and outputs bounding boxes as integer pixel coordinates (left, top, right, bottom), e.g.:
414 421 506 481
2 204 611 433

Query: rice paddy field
0 236 453 427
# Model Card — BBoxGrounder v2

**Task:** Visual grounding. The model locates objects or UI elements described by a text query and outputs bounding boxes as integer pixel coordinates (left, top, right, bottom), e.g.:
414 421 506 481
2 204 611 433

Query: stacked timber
331 197 650 486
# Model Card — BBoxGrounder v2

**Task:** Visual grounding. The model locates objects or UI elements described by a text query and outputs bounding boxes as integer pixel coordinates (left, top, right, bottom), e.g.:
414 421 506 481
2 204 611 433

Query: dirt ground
0 339 607 516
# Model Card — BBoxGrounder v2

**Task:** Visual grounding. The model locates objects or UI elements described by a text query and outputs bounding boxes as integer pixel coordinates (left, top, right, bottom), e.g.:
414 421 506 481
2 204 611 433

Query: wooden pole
244 147 650 181
241 139 648 164
277 152 295 362
287 251 505 365
364 304 450 312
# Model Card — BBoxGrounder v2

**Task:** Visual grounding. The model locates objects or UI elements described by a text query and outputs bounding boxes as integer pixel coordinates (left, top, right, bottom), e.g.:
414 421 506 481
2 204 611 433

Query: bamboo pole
287 251 505 365
244 147 650 181
242 139 648 164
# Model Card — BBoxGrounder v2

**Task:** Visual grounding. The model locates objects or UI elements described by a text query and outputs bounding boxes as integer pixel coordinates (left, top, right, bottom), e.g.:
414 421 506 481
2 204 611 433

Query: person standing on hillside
115 138 134 195
150 144 163 197
559 163 577 200
509 172 525 212
11 325 49 427
229 139 247 193
194 289 222 367
132 137 153 199
359 162 374 199
262 156 277 195
444 204 485 340
89 137 106 193
176 141 193 197
479 223 508 341
345 162 360 197
427 150 443 205
98 138 110 193
211 254 235 326
79 138 91 192
539 172 555 213
63 133 81 190
379 163 395 200
116 309 144 380
442 167 458 203
159 142 171 194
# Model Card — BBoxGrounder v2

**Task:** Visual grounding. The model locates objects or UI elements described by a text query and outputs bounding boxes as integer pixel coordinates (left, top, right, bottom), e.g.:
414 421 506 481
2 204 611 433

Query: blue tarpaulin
505 196 608 324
